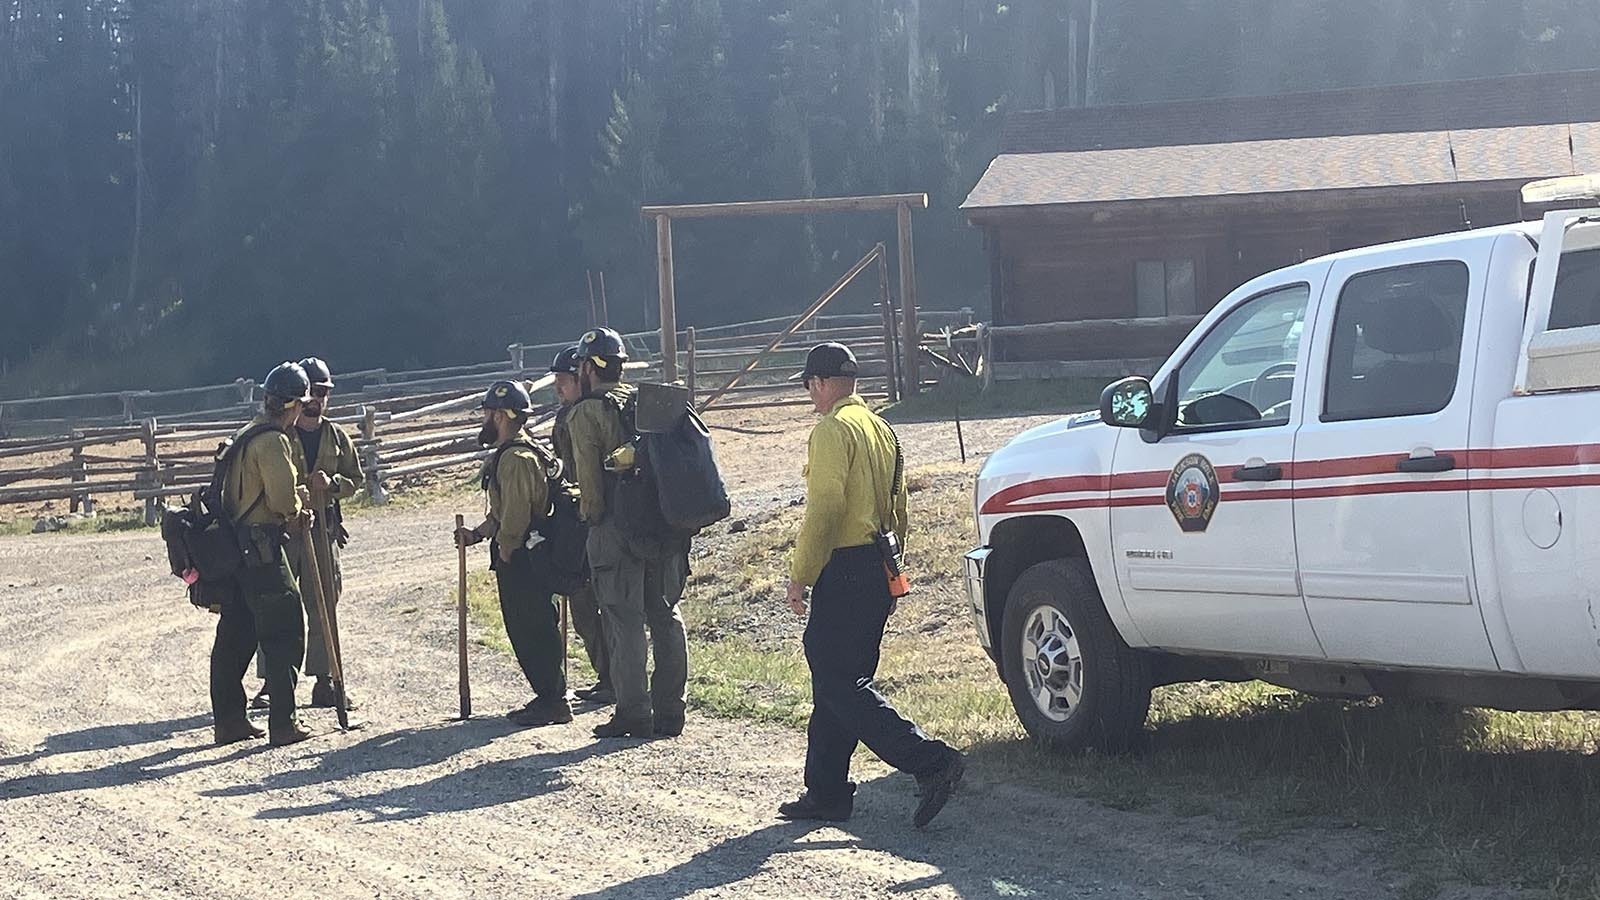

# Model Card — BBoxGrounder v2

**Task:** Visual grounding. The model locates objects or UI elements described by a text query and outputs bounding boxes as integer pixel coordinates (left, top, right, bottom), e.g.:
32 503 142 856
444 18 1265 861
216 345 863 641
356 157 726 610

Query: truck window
1172 283 1310 429
1546 248 1600 330
1323 260 1469 422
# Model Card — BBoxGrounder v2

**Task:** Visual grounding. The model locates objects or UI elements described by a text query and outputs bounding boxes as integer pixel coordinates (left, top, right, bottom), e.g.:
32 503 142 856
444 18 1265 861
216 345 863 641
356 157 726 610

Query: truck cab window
1546 248 1600 330
1173 284 1310 429
1323 261 1469 422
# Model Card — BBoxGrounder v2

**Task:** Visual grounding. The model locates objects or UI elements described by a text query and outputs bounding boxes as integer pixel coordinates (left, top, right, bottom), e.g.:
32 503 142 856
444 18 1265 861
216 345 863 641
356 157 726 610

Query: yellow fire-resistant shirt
480 443 549 549
223 416 303 527
289 418 365 499
790 395 908 588
566 385 633 525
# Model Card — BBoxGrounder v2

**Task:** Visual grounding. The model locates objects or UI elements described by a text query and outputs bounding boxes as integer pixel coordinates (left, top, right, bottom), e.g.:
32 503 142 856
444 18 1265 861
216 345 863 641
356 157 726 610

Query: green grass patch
462 568 600 689
0 510 150 536
879 376 1102 424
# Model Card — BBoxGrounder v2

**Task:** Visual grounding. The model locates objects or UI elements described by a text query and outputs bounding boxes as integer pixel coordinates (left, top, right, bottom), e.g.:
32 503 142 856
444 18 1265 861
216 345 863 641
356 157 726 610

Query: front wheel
1001 558 1151 753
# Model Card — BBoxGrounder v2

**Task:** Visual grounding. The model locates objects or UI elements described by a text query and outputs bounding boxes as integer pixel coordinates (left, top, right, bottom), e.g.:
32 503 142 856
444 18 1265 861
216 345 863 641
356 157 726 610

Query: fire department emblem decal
1166 454 1219 533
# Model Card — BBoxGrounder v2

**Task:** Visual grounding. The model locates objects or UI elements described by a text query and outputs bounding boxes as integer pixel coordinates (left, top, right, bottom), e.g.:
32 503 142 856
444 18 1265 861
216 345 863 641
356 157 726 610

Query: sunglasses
310 386 332 398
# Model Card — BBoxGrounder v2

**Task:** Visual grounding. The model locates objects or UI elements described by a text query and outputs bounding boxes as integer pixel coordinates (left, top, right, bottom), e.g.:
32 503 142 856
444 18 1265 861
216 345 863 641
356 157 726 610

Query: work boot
652 715 685 738
777 790 853 823
505 698 539 721
249 686 272 710
592 715 654 739
310 678 359 711
213 720 266 747
268 722 314 747
574 682 615 705
911 751 966 829
508 696 574 727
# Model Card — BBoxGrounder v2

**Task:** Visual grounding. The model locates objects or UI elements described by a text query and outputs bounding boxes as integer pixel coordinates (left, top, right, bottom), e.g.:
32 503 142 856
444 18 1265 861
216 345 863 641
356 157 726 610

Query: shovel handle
456 514 471 719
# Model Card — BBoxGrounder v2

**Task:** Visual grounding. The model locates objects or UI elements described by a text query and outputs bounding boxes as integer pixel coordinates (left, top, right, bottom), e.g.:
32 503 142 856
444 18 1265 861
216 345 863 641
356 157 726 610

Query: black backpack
598 387 730 539
641 407 731 533
488 438 590 594
160 423 277 608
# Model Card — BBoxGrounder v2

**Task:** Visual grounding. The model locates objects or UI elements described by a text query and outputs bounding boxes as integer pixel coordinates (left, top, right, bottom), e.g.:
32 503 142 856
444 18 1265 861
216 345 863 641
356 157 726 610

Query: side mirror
1100 377 1154 429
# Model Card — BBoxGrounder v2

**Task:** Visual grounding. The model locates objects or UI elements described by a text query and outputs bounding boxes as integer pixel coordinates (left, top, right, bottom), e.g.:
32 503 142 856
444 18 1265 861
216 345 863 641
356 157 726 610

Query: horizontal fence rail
0 308 984 521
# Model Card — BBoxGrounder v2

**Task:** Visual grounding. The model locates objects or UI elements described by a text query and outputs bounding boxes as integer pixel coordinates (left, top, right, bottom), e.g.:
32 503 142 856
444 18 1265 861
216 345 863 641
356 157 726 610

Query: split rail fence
1 303 969 523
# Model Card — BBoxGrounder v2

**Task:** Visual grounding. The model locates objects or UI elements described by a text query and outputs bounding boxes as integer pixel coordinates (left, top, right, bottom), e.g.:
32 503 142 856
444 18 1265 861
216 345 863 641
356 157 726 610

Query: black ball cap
800 342 859 380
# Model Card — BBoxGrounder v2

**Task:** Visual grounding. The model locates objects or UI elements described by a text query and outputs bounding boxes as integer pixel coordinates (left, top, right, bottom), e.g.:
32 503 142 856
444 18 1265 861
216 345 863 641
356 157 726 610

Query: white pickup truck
965 176 1600 752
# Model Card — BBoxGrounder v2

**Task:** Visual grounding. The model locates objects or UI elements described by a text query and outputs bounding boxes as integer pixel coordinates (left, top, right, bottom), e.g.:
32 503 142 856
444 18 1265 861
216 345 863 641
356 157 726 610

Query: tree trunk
1085 0 1100 106
905 0 921 116
125 75 144 309
547 0 562 148
868 0 884 140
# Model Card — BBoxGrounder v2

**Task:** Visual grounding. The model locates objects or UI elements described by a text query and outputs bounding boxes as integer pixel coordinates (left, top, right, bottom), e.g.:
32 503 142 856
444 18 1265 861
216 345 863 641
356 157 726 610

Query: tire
1001 558 1152 753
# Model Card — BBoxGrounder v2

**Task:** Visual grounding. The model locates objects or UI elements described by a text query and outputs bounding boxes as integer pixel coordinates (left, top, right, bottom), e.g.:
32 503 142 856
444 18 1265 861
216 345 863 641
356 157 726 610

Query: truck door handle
1396 453 1456 474
1232 463 1283 482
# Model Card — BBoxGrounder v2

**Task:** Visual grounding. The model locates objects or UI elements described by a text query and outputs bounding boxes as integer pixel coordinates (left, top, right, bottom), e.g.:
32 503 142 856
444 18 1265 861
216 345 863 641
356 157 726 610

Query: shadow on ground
252 738 625 822
564 768 1073 899
0 713 247 801
0 713 214 768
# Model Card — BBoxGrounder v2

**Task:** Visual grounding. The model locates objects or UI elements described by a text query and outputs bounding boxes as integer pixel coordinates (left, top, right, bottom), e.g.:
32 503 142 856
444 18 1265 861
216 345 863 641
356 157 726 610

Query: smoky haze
2 0 1595 395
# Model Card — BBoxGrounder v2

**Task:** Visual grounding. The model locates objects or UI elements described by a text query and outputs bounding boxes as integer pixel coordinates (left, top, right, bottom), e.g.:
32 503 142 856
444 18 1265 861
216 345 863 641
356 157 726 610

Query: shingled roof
963 122 1600 210
999 68 1600 155
965 69 1600 212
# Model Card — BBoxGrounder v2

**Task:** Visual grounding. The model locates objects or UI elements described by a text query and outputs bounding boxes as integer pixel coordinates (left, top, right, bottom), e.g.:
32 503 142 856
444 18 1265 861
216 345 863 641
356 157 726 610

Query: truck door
1110 272 1328 658
1292 246 1498 670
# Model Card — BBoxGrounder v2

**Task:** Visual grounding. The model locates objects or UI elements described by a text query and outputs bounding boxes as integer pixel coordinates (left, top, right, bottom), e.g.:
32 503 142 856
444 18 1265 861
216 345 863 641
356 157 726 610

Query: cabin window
1135 258 1196 317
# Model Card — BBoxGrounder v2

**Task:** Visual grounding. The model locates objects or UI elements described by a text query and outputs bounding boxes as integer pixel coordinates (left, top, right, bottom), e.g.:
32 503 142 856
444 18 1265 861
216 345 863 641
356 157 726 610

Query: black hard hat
262 362 313 403
549 345 582 376
576 327 629 370
297 356 334 389
800 342 859 381
478 379 536 415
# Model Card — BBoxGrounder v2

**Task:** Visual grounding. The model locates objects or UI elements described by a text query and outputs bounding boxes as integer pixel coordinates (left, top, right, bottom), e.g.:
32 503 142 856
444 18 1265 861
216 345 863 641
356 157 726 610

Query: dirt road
0 409 1516 899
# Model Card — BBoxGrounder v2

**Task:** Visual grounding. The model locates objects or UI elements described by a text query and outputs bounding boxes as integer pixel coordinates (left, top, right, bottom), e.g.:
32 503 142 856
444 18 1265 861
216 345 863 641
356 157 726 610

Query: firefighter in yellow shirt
212 362 313 747
454 380 573 727
550 345 612 705
250 356 364 711
566 327 689 739
778 342 964 828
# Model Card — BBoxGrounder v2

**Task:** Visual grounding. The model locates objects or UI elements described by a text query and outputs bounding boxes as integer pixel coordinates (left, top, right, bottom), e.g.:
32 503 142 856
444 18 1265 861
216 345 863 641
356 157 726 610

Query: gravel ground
0 404 1525 899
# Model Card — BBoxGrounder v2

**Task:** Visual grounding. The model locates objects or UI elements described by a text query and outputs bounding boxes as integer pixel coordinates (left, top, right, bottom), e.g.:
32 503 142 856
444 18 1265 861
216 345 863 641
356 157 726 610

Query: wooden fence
0 306 973 522
963 315 1202 386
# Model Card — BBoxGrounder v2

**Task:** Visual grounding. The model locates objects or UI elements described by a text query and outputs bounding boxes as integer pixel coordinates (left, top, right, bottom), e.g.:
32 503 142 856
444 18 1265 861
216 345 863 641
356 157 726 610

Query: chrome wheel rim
1021 605 1083 723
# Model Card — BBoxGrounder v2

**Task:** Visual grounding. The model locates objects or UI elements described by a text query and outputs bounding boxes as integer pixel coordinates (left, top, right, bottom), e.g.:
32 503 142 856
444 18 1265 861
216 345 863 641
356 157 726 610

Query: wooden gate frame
640 193 929 397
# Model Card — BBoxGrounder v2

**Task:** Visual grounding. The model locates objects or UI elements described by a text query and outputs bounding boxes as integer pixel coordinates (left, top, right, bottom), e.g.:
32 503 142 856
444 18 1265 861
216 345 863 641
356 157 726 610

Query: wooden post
655 215 679 383
120 392 138 424
586 270 599 327
875 244 900 403
141 417 160 525
897 201 921 397
598 270 611 327
508 344 526 371
362 406 387 505
978 323 995 393
70 435 91 514
685 327 697 402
